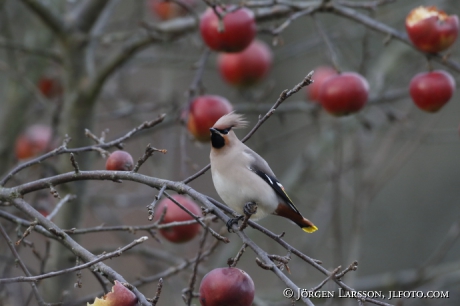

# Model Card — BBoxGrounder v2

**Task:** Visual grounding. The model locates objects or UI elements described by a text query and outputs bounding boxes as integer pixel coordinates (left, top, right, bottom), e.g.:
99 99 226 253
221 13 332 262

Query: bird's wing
244 148 302 215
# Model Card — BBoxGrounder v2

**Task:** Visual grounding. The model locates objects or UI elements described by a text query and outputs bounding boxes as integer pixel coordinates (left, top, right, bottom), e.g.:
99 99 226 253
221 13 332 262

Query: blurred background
0 0 459 305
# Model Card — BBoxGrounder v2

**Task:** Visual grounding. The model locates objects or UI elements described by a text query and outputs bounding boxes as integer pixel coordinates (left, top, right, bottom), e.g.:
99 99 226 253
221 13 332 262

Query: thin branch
228 243 247 267
132 144 167 173
335 261 359 280
47 194 77 220
18 0 67 36
150 278 163 306
88 32 159 100
312 15 340 72
0 222 46 305
337 0 396 10
0 210 57 239
271 6 317 36
422 220 460 268
68 0 111 33
0 236 148 284
15 220 38 246
0 40 61 63
8 198 151 305
70 153 80 174
164 191 230 243
147 185 167 221
241 71 314 142
183 223 209 305
64 217 216 235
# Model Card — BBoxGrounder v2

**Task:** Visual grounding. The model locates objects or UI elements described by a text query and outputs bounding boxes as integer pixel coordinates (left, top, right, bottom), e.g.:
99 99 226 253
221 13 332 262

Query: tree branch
0 222 46 305
1 170 391 306
68 0 111 33
0 236 148 284
0 39 61 63
18 0 67 37
8 198 152 306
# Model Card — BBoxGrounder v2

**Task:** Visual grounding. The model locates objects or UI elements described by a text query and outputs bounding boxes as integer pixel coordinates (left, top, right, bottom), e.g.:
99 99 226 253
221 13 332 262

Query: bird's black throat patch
211 132 225 149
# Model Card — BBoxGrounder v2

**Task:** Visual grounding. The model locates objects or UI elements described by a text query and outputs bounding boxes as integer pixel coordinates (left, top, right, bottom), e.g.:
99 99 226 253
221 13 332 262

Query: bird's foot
226 202 257 232
239 202 257 231
243 202 257 216
226 215 244 233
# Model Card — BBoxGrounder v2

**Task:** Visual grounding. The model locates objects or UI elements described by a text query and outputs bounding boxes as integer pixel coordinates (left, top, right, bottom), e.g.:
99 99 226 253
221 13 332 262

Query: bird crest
213 112 248 130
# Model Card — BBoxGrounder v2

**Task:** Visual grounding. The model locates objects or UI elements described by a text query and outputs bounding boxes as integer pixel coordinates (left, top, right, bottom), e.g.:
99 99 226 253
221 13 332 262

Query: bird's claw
226 203 257 233
226 215 243 233
244 202 257 216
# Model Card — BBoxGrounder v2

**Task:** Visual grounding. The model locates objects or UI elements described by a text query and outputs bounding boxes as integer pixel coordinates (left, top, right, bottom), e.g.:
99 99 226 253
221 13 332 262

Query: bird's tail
299 218 318 233
274 204 318 233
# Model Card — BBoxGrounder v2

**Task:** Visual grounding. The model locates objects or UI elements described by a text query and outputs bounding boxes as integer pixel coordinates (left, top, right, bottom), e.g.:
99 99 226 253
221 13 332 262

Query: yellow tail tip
302 225 318 233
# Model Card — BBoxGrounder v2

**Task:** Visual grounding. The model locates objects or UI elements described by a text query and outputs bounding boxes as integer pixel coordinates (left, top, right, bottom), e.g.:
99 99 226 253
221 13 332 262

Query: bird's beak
209 127 218 135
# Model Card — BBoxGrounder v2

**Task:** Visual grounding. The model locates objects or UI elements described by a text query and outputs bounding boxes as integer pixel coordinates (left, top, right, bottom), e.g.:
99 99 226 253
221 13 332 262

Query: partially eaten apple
88 281 138 306
405 6 459 53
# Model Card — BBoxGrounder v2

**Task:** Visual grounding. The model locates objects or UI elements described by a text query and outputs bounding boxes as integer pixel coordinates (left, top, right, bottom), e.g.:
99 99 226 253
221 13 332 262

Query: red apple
409 70 455 112
148 0 196 21
15 125 52 160
306 66 338 102
187 95 233 142
200 6 256 53
217 40 272 87
199 267 255 306
154 195 202 243
105 151 134 171
38 77 62 99
318 72 369 116
406 6 459 53
88 280 138 306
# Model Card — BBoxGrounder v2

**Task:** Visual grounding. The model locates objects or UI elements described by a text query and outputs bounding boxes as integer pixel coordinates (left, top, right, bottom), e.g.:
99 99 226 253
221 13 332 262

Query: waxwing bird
209 112 318 233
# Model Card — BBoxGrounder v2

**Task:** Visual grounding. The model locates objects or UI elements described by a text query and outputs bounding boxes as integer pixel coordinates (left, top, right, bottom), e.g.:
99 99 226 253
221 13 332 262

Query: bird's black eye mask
215 127 231 135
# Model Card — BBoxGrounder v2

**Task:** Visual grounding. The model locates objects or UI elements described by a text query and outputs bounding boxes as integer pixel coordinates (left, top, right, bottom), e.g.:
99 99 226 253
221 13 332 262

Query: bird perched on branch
209 112 317 233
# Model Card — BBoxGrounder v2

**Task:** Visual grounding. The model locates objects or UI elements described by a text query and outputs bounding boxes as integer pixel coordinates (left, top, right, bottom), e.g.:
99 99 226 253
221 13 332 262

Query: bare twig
0 39 61 62
183 223 209 306
0 222 46 305
164 191 229 243
310 266 341 292
271 6 317 36
228 243 247 267
66 217 215 235
0 236 148 284
15 220 38 246
312 15 340 72
336 261 359 280
49 185 61 199
7 198 151 305
47 194 77 220
70 153 80 174
147 185 167 221
338 0 396 10
241 71 314 142
150 278 163 306
132 144 167 173
75 257 83 288
18 0 66 36
68 0 111 33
